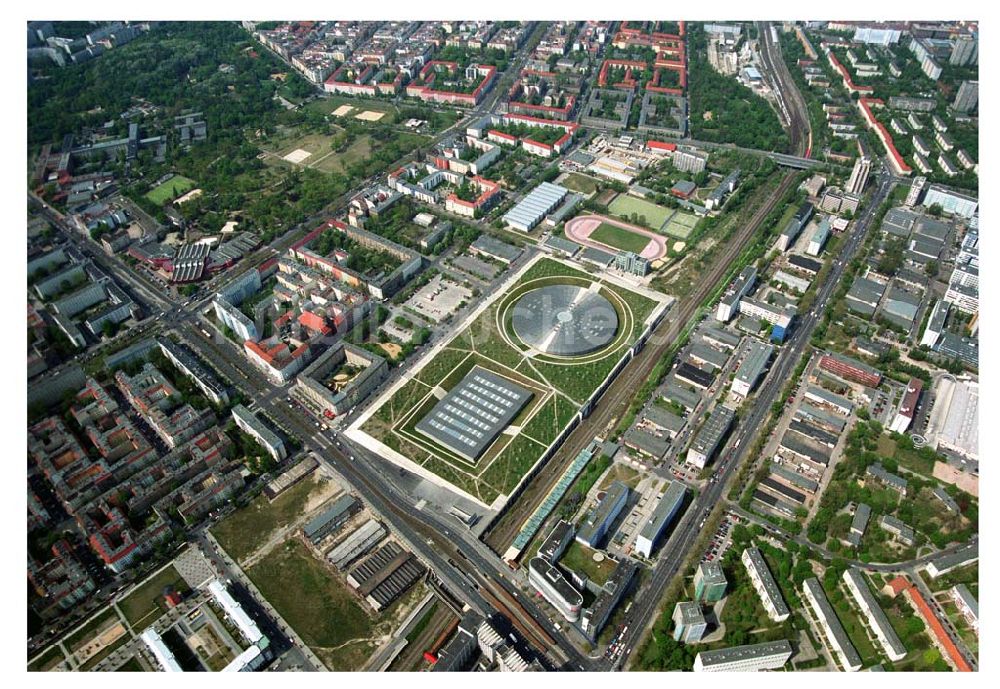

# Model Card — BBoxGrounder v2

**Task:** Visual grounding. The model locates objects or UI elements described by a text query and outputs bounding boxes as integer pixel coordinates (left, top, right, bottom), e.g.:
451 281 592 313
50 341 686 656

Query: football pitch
349 256 667 508
608 194 673 230
590 221 655 254
145 175 196 205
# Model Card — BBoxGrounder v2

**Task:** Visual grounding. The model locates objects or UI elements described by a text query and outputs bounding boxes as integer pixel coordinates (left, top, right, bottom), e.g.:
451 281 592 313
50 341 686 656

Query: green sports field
590 221 654 254
144 175 196 205
559 172 600 195
355 256 664 507
662 210 700 239
608 194 672 230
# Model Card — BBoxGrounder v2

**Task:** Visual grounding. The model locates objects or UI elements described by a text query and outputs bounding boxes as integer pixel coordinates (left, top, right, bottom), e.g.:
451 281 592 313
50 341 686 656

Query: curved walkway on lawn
564 213 668 261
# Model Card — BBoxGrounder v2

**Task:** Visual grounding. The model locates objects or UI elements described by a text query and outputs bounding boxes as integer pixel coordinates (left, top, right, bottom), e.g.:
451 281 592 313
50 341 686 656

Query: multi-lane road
30 21 954 673
609 174 896 671
170 307 591 668
38 163 812 671
485 168 799 551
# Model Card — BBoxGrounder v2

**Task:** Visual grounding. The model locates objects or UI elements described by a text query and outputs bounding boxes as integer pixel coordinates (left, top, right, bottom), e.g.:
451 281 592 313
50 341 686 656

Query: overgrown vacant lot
246 540 372 662
28 645 66 672
211 473 336 563
118 565 190 632
559 172 601 194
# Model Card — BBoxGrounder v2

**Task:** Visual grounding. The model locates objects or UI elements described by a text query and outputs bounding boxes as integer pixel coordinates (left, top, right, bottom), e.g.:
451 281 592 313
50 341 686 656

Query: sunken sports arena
511 285 619 356
348 255 672 509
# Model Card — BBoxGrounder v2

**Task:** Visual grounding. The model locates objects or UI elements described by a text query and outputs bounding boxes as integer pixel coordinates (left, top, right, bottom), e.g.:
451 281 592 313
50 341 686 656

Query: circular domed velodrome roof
511 284 619 356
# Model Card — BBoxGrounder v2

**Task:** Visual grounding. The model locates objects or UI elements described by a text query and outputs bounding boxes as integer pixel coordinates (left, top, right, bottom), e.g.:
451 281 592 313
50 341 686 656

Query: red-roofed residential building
444 176 501 218
487 129 518 145
245 337 311 384
474 112 578 158
825 48 873 94
298 310 332 336
29 416 110 512
507 70 577 121
115 364 214 449
86 503 170 574
884 576 911 598
886 576 973 672
858 97 912 176
406 61 498 106
604 23 687 94
274 310 295 329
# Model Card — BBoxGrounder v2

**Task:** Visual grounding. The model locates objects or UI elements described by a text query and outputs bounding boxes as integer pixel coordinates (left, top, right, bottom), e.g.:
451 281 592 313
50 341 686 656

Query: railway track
307 421 577 665
483 169 799 554
758 21 811 158
480 583 559 658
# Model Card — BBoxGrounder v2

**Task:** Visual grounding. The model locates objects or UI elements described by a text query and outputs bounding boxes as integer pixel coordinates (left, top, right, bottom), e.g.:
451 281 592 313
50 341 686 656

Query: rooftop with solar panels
414 366 533 461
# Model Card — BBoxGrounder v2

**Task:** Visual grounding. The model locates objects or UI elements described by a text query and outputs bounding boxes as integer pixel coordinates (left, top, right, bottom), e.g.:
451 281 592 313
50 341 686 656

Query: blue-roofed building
504 182 570 232
576 480 629 548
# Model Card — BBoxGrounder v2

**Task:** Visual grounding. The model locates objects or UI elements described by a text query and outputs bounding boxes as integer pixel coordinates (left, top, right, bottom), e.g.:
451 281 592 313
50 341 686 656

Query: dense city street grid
25 18 978 675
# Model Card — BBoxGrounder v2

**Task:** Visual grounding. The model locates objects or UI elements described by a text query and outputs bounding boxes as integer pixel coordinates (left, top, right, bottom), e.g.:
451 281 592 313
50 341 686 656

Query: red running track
564 214 668 261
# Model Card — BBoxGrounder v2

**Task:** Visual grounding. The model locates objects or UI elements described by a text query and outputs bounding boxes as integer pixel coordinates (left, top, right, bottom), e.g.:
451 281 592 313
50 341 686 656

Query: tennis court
662 210 699 239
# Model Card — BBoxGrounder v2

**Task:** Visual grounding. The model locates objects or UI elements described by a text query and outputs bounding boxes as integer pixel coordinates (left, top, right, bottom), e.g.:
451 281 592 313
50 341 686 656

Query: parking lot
699 510 742 564
404 274 472 322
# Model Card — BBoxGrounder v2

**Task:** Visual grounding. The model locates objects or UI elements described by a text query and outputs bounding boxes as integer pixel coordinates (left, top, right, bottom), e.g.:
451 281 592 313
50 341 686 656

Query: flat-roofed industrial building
803 386 854 416
779 431 832 468
675 361 716 390
576 480 629 548
582 558 638 641
326 519 386 570
635 480 687 558
662 379 702 411
686 405 735 468
503 182 569 232
303 494 359 544
731 340 773 398
528 556 583 622
415 366 533 461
